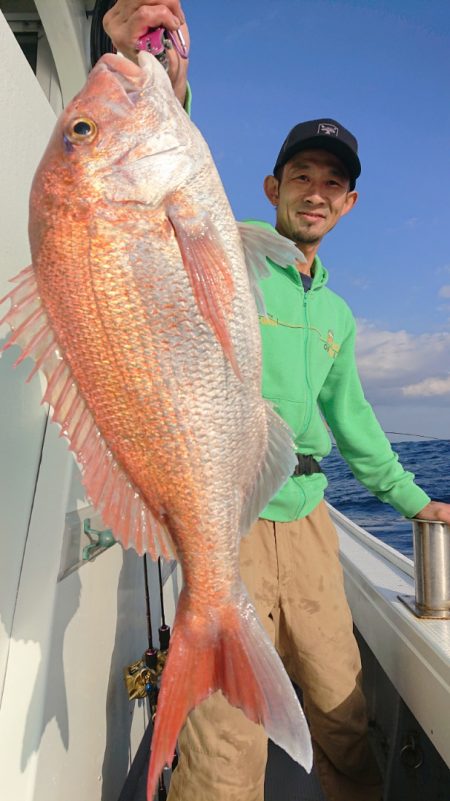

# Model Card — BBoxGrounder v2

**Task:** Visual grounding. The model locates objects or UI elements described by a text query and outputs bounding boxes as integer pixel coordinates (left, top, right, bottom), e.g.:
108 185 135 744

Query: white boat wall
0 5 180 801
330 507 450 800
1 3 449 801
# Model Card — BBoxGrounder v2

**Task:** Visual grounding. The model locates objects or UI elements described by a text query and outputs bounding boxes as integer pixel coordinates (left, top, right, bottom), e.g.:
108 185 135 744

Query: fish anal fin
168 201 241 379
1 267 177 562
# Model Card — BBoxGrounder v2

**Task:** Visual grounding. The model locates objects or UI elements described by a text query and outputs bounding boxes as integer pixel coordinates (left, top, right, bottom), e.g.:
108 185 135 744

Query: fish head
30 51 206 236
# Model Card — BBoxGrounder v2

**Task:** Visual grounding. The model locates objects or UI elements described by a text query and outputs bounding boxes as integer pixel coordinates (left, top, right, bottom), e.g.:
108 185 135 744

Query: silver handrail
399 520 450 620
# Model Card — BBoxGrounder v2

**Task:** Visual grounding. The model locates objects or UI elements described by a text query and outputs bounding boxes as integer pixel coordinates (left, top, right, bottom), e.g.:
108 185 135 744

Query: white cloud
403 376 450 397
355 319 450 403
439 285 450 298
349 275 371 291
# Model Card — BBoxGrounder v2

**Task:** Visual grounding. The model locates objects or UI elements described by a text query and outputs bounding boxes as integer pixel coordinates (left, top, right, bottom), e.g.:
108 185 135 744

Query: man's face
264 148 358 246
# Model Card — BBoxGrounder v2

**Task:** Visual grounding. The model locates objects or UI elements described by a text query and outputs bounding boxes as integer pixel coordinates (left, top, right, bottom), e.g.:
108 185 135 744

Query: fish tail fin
146 588 312 800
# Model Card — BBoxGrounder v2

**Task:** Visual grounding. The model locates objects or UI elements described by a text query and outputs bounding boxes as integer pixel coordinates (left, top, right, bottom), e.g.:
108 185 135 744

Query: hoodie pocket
265 397 307 441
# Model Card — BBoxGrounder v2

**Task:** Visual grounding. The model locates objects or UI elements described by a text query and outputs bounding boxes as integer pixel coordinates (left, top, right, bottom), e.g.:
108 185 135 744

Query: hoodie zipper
300 288 313 436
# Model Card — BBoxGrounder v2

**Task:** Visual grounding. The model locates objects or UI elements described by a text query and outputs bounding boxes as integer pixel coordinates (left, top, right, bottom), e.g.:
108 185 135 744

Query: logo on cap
318 123 339 137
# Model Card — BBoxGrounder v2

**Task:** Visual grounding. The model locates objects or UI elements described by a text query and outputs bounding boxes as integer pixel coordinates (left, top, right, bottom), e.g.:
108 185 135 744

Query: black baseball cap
273 118 361 190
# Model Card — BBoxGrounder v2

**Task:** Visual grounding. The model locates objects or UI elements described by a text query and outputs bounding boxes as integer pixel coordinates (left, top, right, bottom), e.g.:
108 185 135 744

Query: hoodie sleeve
184 82 192 116
318 314 430 518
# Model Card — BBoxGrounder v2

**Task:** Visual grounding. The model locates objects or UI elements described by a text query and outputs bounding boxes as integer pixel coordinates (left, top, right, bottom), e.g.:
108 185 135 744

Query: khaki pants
167 502 382 801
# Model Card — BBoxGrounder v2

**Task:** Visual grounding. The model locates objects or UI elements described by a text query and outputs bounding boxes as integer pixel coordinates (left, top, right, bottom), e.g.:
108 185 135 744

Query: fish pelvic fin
240 401 297 536
0 266 177 562
146 587 313 800
167 201 242 380
237 222 306 314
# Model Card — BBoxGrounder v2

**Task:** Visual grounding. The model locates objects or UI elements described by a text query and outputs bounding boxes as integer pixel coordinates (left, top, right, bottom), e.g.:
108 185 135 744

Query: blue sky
185 0 450 439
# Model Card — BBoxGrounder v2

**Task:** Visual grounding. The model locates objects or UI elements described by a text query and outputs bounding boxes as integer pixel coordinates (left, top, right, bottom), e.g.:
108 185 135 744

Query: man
104 4 450 800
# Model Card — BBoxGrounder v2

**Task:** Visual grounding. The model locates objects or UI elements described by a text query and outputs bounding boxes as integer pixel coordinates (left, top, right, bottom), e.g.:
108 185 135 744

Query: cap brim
276 137 361 189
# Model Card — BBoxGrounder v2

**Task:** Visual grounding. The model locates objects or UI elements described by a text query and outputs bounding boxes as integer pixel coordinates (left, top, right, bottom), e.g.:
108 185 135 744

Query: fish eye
65 117 98 144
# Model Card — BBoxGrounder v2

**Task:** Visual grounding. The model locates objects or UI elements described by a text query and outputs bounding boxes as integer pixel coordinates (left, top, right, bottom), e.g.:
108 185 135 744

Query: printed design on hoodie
259 315 341 359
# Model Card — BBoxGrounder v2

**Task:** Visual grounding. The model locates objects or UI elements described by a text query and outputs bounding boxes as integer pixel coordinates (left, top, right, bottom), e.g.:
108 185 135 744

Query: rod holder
399 519 450 619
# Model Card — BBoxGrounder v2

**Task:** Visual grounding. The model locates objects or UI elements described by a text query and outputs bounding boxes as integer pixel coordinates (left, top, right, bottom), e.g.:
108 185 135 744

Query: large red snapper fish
1 52 312 796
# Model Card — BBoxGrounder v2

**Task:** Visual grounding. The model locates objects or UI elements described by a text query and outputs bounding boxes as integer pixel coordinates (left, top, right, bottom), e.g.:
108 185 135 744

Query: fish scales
37 133 265 589
1 51 313 798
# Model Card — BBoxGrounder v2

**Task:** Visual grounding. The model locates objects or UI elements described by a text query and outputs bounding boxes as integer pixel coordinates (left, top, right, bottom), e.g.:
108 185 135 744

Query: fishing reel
125 641 176 799
124 553 172 704
124 635 170 704
125 653 157 703
123 556 175 799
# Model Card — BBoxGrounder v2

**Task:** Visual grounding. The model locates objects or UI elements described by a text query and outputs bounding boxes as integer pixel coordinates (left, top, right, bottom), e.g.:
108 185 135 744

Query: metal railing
399 520 450 620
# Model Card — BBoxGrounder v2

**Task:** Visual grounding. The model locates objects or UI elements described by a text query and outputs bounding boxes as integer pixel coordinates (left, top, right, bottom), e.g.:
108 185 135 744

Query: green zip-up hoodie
250 220 430 521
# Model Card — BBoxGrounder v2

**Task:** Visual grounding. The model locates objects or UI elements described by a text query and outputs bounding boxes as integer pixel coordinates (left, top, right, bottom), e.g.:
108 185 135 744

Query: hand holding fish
103 0 189 103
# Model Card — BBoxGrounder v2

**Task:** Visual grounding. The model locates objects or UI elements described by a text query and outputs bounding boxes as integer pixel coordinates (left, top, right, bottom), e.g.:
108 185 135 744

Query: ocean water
322 439 450 558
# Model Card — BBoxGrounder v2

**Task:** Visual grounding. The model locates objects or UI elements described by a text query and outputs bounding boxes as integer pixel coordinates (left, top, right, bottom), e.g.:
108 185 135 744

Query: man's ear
340 190 358 219
264 175 280 206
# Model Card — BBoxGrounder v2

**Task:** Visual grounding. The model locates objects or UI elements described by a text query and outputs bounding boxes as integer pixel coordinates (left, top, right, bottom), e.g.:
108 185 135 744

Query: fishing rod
143 555 165 799
158 556 171 651
144 555 172 799
143 552 159 667
124 554 174 799
157 558 177 776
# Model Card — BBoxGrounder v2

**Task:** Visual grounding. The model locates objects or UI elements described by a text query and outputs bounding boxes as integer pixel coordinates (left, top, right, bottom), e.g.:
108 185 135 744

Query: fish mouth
99 53 147 105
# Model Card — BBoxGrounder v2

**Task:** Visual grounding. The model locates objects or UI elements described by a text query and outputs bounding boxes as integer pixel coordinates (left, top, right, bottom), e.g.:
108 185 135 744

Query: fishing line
384 431 450 442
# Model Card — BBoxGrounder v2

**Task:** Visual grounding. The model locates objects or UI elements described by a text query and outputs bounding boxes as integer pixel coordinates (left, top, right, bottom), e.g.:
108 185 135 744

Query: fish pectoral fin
237 222 306 314
168 204 241 380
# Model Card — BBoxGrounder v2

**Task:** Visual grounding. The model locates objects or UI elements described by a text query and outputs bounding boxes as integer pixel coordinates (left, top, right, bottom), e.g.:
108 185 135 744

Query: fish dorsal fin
0 266 177 561
168 202 241 379
237 222 306 314
239 401 297 536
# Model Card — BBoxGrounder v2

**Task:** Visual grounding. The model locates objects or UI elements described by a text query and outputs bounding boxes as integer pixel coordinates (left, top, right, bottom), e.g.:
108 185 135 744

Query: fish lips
99 53 148 106
98 51 173 107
